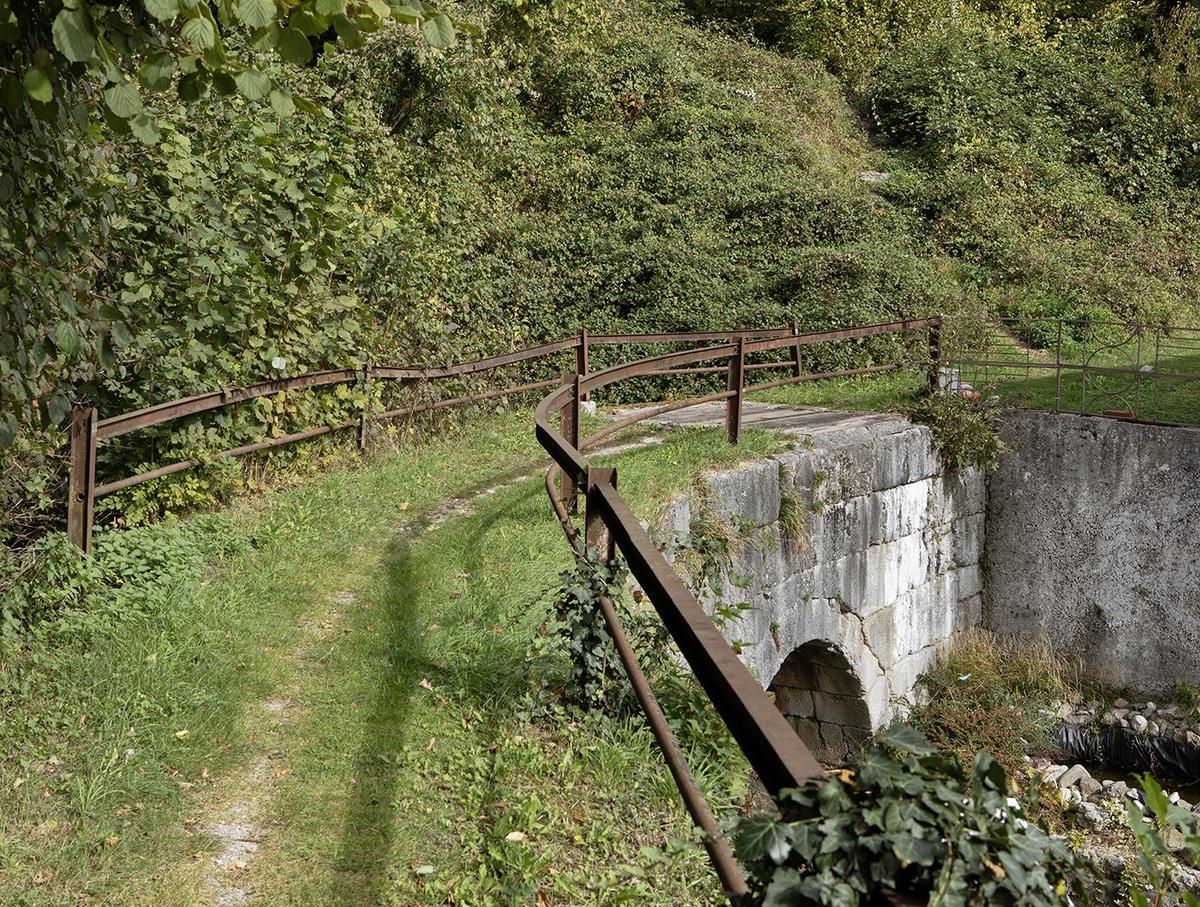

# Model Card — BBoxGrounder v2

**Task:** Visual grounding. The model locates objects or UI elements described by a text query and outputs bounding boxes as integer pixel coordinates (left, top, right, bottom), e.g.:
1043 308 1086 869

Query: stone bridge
653 402 987 762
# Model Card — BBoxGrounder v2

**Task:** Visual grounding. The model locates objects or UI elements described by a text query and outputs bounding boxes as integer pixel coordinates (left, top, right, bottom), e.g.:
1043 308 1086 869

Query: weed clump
906 393 1006 472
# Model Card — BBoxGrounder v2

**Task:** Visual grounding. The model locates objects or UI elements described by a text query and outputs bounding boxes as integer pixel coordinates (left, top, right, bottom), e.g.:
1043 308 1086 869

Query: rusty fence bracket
67 405 98 553
725 336 745 445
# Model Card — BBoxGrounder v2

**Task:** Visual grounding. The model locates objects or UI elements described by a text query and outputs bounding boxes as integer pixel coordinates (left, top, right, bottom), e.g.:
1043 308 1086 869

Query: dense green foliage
734 724 1089 906
3 0 1198 550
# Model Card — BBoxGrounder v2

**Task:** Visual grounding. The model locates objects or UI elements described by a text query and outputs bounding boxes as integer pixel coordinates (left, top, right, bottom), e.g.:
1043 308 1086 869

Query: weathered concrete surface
656 403 985 762
984 413 1200 693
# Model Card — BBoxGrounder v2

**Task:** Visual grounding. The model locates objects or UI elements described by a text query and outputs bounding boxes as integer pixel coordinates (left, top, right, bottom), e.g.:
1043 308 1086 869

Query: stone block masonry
660 413 986 762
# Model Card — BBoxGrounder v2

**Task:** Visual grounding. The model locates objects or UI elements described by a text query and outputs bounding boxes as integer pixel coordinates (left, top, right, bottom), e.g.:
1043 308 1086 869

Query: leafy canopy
0 0 466 139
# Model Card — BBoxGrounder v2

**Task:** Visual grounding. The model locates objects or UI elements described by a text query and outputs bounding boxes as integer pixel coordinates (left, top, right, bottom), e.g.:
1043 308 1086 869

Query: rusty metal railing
63 317 942 898
63 325 834 551
533 317 942 902
941 315 1200 426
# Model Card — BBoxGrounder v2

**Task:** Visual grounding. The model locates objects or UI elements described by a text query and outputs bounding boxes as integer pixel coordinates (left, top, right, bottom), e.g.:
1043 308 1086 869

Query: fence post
358 360 373 451
585 466 617 562
1054 320 1063 414
926 316 942 395
577 327 590 402
560 371 581 512
725 336 745 445
789 321 802 380
67 405 97 553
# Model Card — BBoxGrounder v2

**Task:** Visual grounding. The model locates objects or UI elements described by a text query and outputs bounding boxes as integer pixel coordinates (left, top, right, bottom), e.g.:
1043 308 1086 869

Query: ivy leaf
138 52 176 92
333 16 363 49
128 113 161 145
734 812 792 863
420 11 455 49
275 27 312 64
0 2 19 43
46 394 71 426
288 9 327 35
104 80 143 118
761 868 808 907
143 0 181 22
236 0 276 29
52 8 97 64
234 69 271 101
181 16 216 50
177 70 207 102
23 67 53 103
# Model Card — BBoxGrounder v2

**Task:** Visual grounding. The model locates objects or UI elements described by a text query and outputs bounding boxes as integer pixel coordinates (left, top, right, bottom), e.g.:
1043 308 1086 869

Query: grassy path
2 415 784 906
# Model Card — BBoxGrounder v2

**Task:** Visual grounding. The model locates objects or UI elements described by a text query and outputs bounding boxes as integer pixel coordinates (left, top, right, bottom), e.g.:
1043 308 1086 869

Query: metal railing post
1054 320 1063 414
67 405 97 553
585 466 617 562
725 336 745 445
577 327 590 402
358 360 373 451
927 316 942 395
560 372 581 511
1081 316 1091 415
789 321 802 379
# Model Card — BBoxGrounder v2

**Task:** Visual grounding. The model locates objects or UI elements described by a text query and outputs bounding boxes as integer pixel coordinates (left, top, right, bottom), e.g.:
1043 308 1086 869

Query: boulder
1058 764 1092 789
1131 714 1149 733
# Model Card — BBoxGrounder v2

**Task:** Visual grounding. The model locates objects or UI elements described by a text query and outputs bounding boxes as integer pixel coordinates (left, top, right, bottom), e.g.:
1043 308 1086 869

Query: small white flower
271 356 287 371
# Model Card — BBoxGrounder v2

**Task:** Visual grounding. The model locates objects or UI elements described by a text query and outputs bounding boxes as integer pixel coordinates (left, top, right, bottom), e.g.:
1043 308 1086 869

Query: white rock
1058 765 1092 789
1131 714 1149 733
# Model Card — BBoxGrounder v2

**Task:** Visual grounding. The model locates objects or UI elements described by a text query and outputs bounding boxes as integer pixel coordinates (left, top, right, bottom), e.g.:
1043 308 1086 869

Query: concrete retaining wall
984 413 1200 693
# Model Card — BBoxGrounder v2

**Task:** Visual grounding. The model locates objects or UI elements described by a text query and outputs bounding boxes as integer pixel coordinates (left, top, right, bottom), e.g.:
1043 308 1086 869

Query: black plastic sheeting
1056 723 1200 785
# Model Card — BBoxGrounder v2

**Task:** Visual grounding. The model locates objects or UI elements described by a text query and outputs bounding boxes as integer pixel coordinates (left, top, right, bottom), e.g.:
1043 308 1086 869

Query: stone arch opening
768 640 872 763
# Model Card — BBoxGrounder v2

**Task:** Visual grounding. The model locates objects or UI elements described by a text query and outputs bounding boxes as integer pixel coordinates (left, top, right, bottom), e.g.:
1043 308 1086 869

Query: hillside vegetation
3 0 1198 561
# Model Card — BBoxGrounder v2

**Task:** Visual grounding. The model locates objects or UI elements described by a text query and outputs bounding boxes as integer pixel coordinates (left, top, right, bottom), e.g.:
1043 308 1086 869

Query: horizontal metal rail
96 369 359 441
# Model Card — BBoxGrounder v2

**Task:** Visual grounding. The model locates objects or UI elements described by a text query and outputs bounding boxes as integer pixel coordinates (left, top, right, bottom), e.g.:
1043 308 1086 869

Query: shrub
734 724 1090 906
905 393 1005 472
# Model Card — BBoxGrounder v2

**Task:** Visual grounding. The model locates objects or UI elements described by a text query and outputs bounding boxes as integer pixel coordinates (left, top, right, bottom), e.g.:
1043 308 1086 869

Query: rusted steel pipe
742 318 938 356
94 420 357 497
372 337 580 381
744 363 901 395
588 327 792 344
595 589 750 901
580 389 737 450
373 378 559 423
96 369 359 441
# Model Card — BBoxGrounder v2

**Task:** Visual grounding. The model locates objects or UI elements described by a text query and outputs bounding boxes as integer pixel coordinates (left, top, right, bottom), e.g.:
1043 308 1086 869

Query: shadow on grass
327 476 555 904
328 534 429 906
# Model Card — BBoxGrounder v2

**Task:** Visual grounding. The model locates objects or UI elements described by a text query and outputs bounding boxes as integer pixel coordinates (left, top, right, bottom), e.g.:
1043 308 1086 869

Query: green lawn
0 413 787 906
